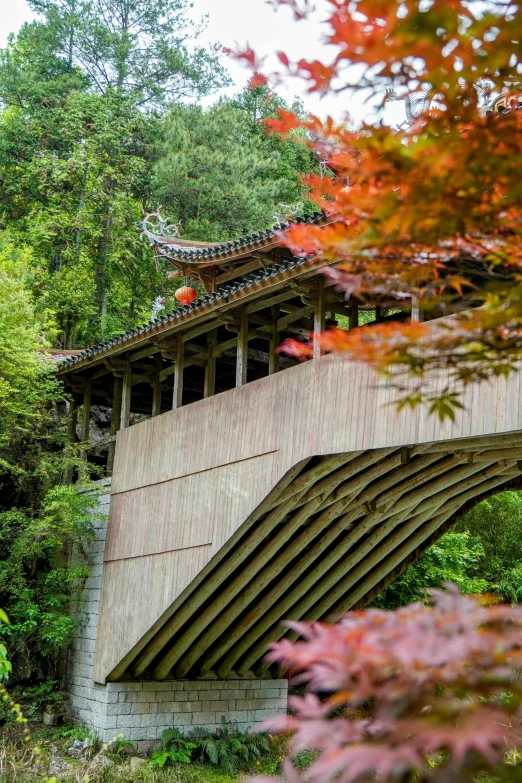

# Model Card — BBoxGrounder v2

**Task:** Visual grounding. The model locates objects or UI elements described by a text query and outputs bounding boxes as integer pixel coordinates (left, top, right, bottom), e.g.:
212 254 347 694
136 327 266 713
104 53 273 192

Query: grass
0 725 289 783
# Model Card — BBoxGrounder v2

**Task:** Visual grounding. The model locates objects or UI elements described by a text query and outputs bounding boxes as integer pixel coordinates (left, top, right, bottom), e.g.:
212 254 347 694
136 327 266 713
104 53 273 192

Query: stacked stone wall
66 479 288 752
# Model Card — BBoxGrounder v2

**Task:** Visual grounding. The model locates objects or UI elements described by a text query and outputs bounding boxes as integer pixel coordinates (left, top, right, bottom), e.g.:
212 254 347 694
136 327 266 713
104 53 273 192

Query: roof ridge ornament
140 210 182 244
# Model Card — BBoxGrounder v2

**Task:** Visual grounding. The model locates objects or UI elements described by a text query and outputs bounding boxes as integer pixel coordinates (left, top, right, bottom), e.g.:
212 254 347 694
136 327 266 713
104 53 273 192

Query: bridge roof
145 211 327 269
58 247 327 376
58 213 333 376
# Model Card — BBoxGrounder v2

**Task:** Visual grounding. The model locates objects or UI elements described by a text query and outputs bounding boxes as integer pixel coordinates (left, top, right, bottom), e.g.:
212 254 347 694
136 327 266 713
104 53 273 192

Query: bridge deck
93 350 522 684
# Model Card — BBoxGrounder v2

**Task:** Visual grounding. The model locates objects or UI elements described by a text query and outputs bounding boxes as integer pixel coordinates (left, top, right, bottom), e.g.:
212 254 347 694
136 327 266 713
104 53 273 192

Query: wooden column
236 308 249 387
64 395 78 483
107 375 122 476
204 329 217 398
120 362 132 430
375 306 383 323
81 380 92 451
173 338 184 410
152 355 163 417
349 300 359 330
411 293 423 322
313 279 326 360
269 305 280 375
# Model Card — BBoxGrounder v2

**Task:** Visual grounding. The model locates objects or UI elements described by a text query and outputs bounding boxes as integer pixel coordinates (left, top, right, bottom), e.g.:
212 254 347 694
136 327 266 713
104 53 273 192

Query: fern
189 717 270 774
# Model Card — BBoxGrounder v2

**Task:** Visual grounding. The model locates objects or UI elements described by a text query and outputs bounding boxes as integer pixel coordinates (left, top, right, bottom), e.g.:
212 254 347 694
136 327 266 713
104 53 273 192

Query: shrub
190 718 270 775
149 728 197 767
257 586 522 783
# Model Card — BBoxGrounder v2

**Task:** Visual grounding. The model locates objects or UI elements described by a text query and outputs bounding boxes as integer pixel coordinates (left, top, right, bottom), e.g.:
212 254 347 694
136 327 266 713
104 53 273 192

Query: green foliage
376 491 522 609
153 94 317 242
374 531 489 609
150 728 197 767
457 492 522 603
189 718 270 776
0 609 11 682
149 721 271 775
27 0 227 106
0 484 98 682
21 679 64 718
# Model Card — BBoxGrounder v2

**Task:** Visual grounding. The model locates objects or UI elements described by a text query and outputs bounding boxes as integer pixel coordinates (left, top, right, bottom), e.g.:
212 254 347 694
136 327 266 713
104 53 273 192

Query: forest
1 0 522 722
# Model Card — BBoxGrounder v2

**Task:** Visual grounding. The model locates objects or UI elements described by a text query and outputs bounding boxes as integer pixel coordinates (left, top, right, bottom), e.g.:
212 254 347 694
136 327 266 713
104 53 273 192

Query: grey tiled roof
150 212 325 262
58 255 317 372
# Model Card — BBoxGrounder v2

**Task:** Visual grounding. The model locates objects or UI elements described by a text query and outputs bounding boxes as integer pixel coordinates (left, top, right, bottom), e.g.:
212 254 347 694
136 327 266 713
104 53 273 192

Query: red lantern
175 286 197 307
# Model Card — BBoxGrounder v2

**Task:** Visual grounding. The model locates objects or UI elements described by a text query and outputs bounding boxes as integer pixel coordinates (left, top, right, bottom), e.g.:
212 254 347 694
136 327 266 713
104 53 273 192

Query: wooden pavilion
58 212 418 470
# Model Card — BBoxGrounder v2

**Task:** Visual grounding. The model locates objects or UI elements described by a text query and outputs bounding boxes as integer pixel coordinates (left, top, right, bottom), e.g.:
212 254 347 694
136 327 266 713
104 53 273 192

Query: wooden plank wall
93 352 520 682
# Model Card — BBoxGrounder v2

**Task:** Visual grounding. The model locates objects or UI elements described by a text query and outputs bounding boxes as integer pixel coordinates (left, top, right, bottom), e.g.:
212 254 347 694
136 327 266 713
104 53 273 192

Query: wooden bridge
58 214 522 686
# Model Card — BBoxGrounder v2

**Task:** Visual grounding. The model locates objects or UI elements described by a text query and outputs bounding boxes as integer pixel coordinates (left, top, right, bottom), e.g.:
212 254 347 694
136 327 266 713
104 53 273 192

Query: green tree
376 491 522 608
458 492 522 604
27 0 227 106
373 532 489 609
153 96 318 241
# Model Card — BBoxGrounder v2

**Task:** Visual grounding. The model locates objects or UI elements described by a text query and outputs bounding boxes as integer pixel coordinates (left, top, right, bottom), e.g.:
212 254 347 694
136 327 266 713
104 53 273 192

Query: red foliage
256 588 522 783
238 0 522 415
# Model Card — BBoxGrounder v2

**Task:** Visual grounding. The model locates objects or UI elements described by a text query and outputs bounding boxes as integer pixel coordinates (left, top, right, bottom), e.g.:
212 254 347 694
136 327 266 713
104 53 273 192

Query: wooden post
411 292 423 322
64 396 78 483
236 308 249 387
173 338 184 409
80 379 92 460
375 306 383 323
269 305 280 375
204 329 217 398
152 355 163 417
313 279 326 360
107 375 122 475
120 362 132 430
349 300 358 330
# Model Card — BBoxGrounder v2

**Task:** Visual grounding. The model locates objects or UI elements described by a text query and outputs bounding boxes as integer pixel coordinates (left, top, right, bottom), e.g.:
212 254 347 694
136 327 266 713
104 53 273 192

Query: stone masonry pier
66 481 288 751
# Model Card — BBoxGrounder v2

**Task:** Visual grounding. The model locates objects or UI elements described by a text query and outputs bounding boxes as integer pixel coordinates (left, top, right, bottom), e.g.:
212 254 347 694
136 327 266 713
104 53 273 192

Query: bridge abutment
66 481 288 752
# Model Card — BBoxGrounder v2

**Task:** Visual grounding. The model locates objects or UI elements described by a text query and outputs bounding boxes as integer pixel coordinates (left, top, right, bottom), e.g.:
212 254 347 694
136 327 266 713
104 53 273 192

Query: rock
90 754 114 769
67 747 83 759
72 740 84 749
42 701 68 727
130 757 148 772
49 757 73 776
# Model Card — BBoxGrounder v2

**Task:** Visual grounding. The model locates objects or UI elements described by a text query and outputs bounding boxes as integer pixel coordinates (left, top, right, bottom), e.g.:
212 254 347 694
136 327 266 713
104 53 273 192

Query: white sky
0 0 406 124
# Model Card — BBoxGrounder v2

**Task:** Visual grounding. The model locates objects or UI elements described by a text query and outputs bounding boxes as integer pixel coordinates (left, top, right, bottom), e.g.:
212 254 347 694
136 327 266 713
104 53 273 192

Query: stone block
193 712 217 724
154 691 179 702
154 681 182 691
116 714 142 729
106 703 131 716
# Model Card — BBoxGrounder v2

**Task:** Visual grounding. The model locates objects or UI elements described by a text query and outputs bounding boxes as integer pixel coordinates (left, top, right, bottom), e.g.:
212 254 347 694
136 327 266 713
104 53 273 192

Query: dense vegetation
1 0 522 700
0 0 317 349
0 0 317 685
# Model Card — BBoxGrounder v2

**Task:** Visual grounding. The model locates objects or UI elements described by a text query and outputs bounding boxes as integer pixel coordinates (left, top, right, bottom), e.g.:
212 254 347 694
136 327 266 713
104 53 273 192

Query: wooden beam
120 363 132 430
172 494 326 678
314 278 326 360
129 459 312 680
173 338 184 410
216 257 267 286
204 329 217 398
107 376 122 475
245 289 299 316
236 308 249 388
269 305 280 375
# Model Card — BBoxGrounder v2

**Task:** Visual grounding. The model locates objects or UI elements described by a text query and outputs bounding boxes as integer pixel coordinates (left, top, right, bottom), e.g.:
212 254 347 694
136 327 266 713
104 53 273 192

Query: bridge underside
115 434 522 682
